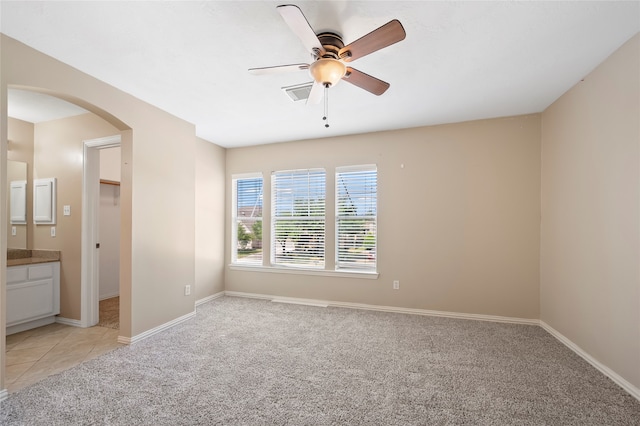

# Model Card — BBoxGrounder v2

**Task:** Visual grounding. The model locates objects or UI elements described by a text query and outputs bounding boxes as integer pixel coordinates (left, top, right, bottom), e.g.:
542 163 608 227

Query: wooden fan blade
277 4 323 55
306 81 324 105
342 67 390 95
248 63 310 75
339 20 406 62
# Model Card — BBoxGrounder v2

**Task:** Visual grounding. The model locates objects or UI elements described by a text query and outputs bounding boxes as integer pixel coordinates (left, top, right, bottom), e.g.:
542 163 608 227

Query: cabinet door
7 266 28 284
34 178 56 224
7 279 56 326
10 180 27 224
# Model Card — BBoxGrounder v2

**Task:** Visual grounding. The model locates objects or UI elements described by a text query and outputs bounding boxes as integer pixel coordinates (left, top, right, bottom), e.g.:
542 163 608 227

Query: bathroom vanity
7 250 61 335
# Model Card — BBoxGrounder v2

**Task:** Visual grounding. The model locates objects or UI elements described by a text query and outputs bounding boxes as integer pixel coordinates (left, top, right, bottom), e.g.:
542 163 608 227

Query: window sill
228 264 379 280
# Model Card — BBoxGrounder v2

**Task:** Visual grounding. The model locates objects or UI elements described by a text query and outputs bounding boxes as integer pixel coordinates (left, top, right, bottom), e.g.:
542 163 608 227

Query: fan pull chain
323 83 330 128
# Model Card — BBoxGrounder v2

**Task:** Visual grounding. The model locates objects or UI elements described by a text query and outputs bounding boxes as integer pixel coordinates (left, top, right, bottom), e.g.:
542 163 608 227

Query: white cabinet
33 177 56 224
10 180 27 224
7 262 60 335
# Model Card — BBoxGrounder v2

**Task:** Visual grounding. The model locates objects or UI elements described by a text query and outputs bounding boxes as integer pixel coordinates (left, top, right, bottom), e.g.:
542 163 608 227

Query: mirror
7 160 28 249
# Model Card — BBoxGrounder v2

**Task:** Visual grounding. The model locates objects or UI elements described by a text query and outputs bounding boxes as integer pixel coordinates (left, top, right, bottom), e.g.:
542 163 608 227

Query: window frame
231 173 264 266
271 168 326 269
335 164 378 272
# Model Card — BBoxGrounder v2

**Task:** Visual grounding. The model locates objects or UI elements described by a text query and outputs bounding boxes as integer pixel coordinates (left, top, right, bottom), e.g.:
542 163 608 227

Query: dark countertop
7 249 61 267
8 257 60 267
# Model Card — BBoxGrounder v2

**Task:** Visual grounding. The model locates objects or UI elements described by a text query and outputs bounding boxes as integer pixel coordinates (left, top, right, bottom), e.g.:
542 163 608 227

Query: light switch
51 226 56 237
64 205 71 216
11 226 16 236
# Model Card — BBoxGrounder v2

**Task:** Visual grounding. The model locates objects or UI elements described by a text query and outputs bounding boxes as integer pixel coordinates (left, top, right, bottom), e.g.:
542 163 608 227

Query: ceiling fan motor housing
315 32 345 59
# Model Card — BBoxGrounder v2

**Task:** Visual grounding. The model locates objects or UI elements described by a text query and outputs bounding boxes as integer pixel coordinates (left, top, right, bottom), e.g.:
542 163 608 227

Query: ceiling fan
249 4 406 112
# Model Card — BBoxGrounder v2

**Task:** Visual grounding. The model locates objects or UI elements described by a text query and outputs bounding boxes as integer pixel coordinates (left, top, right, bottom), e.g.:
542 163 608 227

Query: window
336 165 377 271
272 169 326 268
232 174 263 265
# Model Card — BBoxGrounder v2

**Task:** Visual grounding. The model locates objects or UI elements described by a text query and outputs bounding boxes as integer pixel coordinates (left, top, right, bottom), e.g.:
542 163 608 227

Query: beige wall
1 34 198 355
7 117 34 249
7 118 33 165
195 137 226 300
226 114 541 319
33 113 120 320
100 146 121 182
540 34 640 389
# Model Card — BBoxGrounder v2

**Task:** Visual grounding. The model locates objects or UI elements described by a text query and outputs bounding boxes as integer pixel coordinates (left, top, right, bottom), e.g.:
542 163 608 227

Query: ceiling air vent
282 82 313 102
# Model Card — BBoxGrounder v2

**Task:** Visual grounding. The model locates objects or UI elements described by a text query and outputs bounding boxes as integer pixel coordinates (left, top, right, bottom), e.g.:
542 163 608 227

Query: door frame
81 134 121 328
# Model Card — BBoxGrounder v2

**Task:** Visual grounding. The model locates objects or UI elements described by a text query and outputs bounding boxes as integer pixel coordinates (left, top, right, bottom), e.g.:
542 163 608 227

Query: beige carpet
98 296 119 329
1 296 639 425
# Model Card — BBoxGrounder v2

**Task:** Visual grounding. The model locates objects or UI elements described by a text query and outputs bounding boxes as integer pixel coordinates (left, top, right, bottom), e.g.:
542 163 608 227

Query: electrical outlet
185 285 191 296
393 280 400 290
51 226 56 237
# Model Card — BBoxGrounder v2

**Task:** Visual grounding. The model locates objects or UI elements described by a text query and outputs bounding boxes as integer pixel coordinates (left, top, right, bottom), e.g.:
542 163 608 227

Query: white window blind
336 165 377 270
272 169 326 268
232 174 263 265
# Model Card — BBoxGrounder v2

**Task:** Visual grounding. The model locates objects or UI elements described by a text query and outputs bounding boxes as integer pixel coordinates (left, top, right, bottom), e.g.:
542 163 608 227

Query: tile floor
6 323 124 393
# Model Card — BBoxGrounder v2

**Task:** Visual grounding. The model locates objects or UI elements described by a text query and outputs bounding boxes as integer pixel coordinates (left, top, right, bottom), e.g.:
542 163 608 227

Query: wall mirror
7 160 28 249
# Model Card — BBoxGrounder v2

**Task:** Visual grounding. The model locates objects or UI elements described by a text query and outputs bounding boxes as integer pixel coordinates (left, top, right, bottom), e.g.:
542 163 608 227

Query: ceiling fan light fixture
309 58 346 87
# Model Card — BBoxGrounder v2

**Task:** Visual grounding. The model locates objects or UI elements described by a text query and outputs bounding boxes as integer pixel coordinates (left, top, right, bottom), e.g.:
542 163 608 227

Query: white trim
81 134 121 329
224 291 538 325
225 291 273 301
196 291 225 307
0 389 8 403
99 292 120 301
84 135 121 149
232 172 263 180
271 298 329 308
117 310 196 345
7 317 56 335
229 264 379 279
329 301 539 325
540 321 640 402
335 164 377 173
56 316 83 327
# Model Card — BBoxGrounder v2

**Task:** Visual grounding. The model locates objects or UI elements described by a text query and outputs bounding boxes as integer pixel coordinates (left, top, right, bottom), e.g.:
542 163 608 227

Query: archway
2 86 133 398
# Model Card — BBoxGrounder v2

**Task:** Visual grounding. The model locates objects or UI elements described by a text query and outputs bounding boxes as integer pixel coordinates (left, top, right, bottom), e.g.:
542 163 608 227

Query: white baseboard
117 310 196 345
330 300 539 325
196 291 225 307
99 292 119 301
7 317 56 335
56 316 83 327
540 321 640 402
0 388 8 402
225 290 272 301
272 298 329 308
224 291 539 325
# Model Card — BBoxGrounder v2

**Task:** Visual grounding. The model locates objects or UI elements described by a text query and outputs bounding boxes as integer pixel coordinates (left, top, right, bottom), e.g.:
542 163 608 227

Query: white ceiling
8 89 88 123
1 1 639 148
